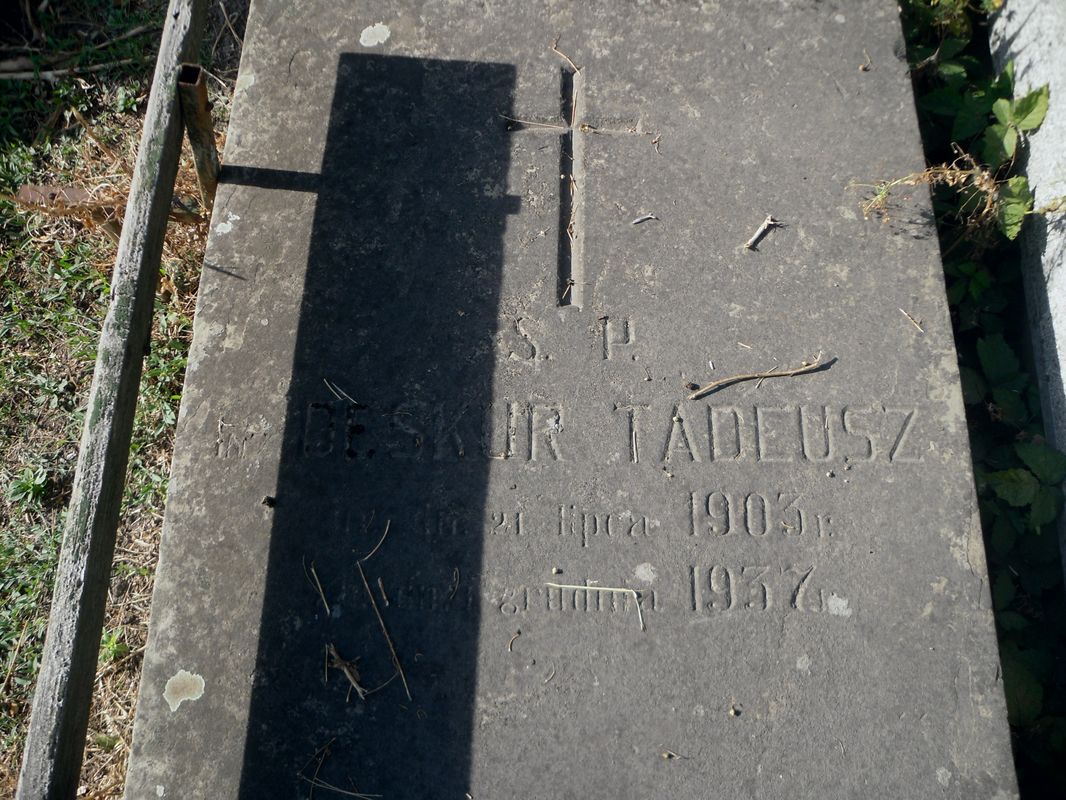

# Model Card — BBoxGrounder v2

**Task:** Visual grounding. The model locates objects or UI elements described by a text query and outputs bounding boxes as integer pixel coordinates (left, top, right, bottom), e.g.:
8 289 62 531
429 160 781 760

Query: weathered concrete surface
991 1 1066 580
126 2 1018 798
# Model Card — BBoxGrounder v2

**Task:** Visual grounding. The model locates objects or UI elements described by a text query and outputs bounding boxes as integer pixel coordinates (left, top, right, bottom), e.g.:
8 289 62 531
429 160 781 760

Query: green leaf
1015 441 1066 484
1029 485 1062 529
952 93 994 139
939 38 969 61
1012 85 1050 131
987 468 1039 507
919 87 963 116
997 198 1030 240
992 387 1028 426
981 122 1017 168
969 268 993 299
999 174 1033 205
938 61 967 81
946 278 968 306
977 334 1021 384
993 572 1016 610
992 98 1012 125
995 60 1016 99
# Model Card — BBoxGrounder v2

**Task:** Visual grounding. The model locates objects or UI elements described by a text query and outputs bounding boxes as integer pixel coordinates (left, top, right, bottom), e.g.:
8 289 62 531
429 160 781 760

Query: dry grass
0 122 218 800
858 149 1002 229
0 2 247 795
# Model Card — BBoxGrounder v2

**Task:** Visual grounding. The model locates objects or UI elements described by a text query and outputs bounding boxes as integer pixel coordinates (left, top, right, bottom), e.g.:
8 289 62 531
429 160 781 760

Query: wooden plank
178 63 220 209
15 2 207 798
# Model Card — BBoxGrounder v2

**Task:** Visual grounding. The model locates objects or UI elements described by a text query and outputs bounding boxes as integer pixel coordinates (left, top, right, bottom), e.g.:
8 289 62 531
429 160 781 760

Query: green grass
0 209 109 775
0 1 207 790
0 197 198 789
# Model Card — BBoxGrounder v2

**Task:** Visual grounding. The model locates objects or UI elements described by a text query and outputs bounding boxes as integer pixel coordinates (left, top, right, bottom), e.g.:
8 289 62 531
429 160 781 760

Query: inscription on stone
127 3 1018 799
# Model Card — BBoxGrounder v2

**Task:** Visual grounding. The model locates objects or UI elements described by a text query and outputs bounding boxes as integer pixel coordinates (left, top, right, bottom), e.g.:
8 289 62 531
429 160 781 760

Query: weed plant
895 1 1066 794
0 0 232 793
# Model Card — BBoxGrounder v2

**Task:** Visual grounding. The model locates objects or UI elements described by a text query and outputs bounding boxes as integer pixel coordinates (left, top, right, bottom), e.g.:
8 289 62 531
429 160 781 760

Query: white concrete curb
990 0 1066 575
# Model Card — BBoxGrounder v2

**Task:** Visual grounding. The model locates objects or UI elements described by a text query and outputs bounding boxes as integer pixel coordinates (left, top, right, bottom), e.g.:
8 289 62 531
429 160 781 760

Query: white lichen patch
163 669 205 712
215 211 240 235
633 562 657 584
234 72 255 93
826 593 853 618
796 653 811 672
155 786 165 798
359 22 391 47
936 767 952 787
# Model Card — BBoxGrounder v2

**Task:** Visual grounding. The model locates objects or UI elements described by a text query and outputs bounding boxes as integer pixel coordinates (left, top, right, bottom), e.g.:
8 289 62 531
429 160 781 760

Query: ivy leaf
1012 85 1049 132
997 175 1033 240
1015 441 1066 485
987 468 1039 507
981 122 1017 168
977 334 1021 384
1029 485 1062 529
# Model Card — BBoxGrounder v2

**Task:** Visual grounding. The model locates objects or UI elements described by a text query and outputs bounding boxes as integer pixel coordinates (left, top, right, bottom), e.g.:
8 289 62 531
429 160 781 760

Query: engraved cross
504 66 586 308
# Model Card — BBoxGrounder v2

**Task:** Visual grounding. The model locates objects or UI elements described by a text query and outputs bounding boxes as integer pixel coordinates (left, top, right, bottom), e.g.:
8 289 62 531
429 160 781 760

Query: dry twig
356 562 412 701
303 558 331 616
688 356 826 400
551 36 581 73
899 308 924 333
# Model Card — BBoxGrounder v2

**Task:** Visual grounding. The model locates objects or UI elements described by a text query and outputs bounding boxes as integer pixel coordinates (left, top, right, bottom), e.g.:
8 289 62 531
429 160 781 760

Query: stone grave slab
126 2 1019 798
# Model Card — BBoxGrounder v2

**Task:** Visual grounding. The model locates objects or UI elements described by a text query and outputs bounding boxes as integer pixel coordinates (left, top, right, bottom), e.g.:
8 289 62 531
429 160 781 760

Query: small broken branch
899 308 924 333
326 644 366 701
0 58 136 81
744 215 783 250
688 356 827 401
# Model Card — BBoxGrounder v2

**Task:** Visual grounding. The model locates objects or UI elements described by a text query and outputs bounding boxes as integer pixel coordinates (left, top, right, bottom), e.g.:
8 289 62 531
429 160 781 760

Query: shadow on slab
234 53 517 799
